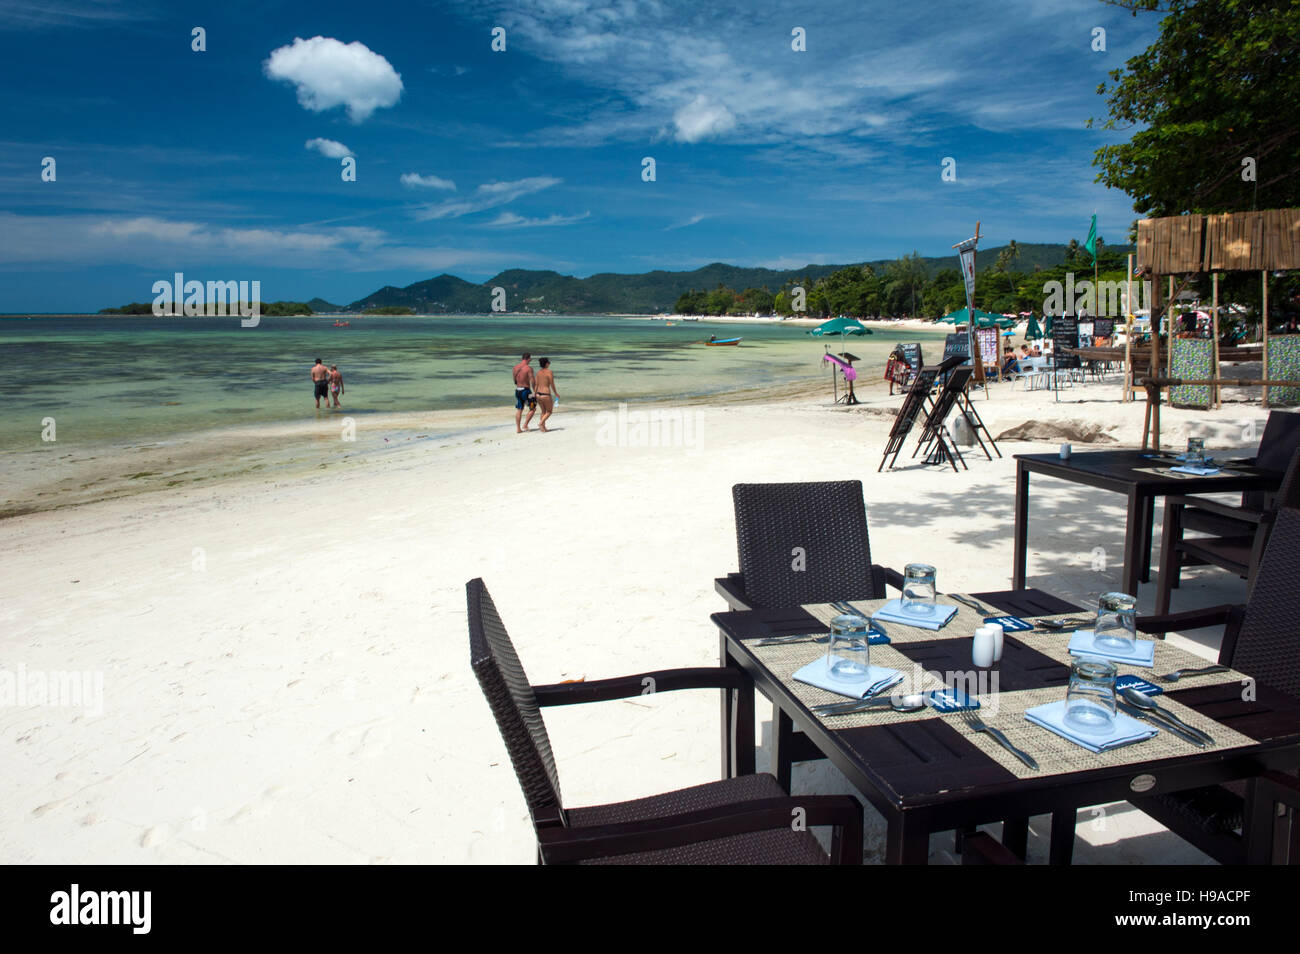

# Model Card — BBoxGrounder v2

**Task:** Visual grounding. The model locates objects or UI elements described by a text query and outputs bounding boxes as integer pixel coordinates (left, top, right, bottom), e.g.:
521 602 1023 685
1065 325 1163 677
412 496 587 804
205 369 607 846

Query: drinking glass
1186 437 1206 467
1093 591 1137 653
1064 659 1118 733
901 563 937 615
826 614 871 681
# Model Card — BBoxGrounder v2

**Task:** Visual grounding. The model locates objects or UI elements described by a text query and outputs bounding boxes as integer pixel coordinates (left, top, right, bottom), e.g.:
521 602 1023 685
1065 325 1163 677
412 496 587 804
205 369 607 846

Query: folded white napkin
1025 699 1157 753
872 598 958 630
793 657 904 700
1170 464 1220 476
1068 630 1155 667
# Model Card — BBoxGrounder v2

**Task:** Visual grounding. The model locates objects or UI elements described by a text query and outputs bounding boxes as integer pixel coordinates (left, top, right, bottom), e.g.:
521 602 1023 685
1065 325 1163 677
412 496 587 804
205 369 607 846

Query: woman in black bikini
534 357 558 432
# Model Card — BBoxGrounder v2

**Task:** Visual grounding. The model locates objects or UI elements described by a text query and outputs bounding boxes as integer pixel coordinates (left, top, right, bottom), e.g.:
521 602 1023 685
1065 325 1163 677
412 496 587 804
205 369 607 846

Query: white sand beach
0 373 1276 864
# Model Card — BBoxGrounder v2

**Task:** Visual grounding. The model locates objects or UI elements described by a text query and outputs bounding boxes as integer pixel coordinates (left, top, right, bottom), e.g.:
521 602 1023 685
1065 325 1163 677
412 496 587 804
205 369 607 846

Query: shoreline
0 376 833 521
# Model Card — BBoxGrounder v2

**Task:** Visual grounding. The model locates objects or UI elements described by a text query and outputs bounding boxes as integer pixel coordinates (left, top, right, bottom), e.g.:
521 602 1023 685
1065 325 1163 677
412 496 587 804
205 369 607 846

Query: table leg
1002 817 1029 859
719 633 734 778
885 814 931 865
1122 489 1143 596
1139 494 1155 584
1012 462 1030 589
772 705 794 792
1049 809 1076 865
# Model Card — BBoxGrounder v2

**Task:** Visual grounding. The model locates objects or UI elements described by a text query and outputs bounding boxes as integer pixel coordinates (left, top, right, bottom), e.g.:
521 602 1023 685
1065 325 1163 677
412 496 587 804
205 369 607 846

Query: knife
1117 701 1207 747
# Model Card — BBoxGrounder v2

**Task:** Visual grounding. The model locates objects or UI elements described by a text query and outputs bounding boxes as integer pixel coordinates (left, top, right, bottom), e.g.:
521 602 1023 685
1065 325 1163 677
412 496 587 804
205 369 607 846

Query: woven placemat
936 683 1258 780
1008 629 1243 689
802 599 989 644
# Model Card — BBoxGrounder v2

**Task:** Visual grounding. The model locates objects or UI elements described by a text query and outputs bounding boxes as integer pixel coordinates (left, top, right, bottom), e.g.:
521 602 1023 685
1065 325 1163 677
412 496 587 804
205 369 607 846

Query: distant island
99 301 317 316
96 241 1132 318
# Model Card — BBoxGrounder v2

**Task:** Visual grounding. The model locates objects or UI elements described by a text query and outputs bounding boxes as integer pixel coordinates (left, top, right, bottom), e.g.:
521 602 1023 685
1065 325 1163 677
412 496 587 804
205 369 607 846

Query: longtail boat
705 336 742 346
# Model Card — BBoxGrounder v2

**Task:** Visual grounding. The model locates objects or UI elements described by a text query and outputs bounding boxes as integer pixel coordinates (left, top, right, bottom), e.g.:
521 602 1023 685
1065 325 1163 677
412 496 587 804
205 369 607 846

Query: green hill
334 242 1130 315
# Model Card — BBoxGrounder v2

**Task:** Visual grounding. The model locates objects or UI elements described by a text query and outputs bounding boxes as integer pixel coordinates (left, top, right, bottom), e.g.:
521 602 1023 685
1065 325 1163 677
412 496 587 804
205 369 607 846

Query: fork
947 593 993 616
959 711 1039 770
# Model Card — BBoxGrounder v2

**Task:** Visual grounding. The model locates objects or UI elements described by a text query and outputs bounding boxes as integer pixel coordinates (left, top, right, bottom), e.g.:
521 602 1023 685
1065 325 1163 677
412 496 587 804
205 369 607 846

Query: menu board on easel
896 342 922 375
942 333 970 365
975 327 1000 369
1052 316 1080 368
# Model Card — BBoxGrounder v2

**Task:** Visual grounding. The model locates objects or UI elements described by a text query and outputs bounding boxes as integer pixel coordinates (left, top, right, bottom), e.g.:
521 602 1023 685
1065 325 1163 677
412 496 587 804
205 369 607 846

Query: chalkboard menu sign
1093 318 1116 338
895 342 923 375
942 333 970 364
1052 316 1081 368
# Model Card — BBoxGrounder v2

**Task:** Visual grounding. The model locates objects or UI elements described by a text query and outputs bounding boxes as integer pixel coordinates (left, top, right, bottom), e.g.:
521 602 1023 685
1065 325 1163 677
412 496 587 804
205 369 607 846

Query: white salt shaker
986 622 1005 662
972 626 995 668
1060 443 1072 460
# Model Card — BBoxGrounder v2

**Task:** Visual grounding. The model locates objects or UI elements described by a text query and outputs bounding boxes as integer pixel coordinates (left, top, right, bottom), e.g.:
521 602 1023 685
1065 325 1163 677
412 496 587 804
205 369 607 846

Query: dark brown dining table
1011 450 1281 597
714 588 1300 864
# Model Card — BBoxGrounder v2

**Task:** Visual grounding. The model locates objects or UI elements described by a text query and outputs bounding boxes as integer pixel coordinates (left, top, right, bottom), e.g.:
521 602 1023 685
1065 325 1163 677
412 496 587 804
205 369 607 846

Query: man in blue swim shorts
512 352 537 433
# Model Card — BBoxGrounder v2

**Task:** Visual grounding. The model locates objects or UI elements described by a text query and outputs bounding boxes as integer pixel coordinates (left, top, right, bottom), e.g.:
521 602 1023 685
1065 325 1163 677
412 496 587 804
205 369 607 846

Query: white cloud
484 211 590 228
305 137 354 158
0 213 524 273
401 172 457 190
413 176 561 221
672 96 736 143
665 213 710 230
264 36 403 122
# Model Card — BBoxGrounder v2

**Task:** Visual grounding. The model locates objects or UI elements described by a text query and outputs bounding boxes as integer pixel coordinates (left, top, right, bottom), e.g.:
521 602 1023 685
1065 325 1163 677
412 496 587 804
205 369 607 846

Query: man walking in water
311 358 330 409
513 353 536 433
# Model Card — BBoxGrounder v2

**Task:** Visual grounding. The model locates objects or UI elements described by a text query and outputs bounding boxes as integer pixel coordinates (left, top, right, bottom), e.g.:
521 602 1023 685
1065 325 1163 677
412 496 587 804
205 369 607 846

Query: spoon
1118 687 1215 744
817 693 927 717
1159 664 1229 683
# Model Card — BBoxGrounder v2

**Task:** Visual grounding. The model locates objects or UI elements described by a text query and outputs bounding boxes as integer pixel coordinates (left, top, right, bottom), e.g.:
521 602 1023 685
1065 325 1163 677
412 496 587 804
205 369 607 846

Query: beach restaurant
470 213 1300 866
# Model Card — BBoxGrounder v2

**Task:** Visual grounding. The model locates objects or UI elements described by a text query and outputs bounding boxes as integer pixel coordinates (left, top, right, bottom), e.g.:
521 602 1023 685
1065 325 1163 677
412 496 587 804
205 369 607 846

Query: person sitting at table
1001 347 1020 378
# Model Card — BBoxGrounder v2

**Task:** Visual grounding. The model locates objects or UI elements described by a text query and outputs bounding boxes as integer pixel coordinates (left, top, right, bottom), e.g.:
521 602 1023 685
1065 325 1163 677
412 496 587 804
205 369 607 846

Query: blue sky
0 0 1162 311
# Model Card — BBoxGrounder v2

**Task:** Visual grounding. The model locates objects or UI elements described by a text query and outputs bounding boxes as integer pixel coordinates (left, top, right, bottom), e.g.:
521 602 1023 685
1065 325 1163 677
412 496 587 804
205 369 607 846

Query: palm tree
1066 238 1080 262
995 239 1021 298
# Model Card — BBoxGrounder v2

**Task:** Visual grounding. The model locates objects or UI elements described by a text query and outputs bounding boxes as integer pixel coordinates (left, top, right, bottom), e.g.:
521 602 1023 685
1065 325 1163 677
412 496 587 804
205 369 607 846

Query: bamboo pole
1124 254 1134 402
1262 270 1270 408
1211 273 1221 409
1142 377 1300 387
1149 272 1162 449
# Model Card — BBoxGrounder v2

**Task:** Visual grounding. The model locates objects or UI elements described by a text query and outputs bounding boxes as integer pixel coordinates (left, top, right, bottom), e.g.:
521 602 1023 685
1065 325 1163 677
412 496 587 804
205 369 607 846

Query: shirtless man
534 357 559 432
311 358 330 408
512 353 536 432
329 365 344 407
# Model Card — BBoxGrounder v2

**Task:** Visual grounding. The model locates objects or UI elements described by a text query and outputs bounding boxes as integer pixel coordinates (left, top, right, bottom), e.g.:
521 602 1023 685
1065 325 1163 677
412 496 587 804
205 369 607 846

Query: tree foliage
1090 0 1300 218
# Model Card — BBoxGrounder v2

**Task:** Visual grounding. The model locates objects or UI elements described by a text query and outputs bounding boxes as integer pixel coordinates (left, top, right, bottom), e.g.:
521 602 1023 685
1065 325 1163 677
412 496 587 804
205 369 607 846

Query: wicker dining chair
713 481 903 791
467 578 864 864
1133 506 1300 864
715 480 902 612
1155 444 1300 615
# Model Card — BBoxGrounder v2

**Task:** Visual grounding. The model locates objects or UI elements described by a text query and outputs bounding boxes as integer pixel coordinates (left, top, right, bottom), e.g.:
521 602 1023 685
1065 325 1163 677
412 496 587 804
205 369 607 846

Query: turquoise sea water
0 314 949 449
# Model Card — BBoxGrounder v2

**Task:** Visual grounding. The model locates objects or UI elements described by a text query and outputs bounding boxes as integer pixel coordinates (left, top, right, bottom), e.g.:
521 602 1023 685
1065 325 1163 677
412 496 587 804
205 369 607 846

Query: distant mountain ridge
341 243 1117 314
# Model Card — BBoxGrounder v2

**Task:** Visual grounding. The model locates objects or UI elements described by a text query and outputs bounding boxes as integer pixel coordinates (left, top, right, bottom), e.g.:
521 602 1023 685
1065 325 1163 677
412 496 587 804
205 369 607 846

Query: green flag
1084 214 1097 264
